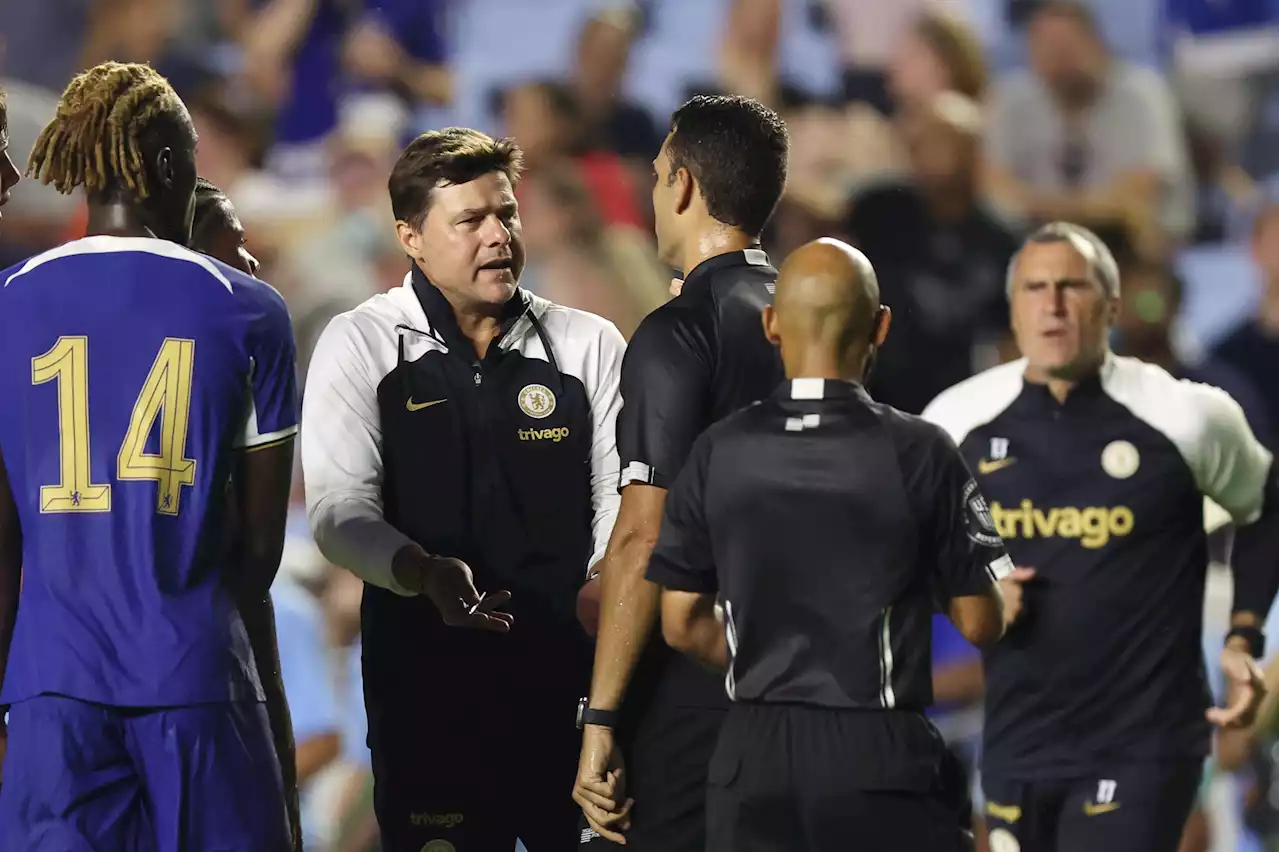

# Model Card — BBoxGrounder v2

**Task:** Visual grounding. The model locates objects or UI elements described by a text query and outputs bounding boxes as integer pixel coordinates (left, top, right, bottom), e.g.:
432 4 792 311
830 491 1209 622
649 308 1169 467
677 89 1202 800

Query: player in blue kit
0 62 297 851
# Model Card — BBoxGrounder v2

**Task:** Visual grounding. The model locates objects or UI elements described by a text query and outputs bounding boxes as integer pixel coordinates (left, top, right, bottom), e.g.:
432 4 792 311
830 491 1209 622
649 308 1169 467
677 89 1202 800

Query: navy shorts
0 695 291 852
982 760 1202 852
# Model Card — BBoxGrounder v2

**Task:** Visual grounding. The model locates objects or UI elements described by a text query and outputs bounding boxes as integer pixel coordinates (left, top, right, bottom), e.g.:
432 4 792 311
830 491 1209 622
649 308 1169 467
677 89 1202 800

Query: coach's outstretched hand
574 725 632 844
392 549 513 632
1207 645 1267 728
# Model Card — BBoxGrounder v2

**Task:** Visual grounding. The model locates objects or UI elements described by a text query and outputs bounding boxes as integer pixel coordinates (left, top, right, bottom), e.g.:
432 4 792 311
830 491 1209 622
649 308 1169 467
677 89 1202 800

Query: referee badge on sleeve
963 479 1003 547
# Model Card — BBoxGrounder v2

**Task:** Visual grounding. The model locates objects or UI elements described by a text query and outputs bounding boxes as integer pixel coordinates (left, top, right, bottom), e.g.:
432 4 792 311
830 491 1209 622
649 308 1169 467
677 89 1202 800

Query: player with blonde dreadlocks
26 61 198 244
0 86 22 228
0 61 298 852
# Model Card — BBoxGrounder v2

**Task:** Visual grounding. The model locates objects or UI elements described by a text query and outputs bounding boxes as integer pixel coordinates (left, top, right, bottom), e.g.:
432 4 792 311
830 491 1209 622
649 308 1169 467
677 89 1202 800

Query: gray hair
1005 221 1121 299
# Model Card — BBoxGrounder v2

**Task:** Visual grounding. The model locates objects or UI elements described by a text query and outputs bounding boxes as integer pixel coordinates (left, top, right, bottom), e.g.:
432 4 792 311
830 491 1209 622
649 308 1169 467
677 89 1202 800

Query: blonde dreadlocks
27 62 188 201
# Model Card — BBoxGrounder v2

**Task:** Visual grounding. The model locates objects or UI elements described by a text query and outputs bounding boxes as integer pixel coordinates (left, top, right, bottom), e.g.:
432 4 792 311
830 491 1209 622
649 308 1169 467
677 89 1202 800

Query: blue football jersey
0 236 299 707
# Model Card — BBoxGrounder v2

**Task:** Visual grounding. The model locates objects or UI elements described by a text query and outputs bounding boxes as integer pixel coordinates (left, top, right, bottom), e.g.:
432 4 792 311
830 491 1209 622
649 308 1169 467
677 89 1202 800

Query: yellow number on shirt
117 338 197 515
33 336 197 516
31 336 112 512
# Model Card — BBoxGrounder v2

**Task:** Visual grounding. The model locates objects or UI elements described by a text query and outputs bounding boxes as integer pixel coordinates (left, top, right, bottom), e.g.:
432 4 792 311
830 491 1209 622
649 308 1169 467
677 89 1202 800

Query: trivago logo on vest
990 500 1134 549
518 426 571 443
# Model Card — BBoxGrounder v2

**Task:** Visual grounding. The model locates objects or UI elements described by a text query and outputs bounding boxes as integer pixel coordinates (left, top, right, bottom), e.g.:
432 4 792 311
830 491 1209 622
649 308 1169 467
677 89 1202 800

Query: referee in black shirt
573 95 788 850
648 238 1011 852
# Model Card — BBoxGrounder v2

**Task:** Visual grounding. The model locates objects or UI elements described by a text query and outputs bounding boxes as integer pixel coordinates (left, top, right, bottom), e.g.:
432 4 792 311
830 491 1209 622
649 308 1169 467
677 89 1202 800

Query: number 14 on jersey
31 336 198 516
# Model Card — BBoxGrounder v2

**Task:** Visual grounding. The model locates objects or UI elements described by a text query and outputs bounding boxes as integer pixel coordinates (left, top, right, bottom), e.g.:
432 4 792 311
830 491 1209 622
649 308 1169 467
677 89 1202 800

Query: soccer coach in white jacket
302 128 625 852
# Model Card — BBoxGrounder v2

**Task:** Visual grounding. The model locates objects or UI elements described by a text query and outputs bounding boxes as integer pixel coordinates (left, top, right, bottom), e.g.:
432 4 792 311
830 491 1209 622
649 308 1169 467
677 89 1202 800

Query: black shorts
706 703 972 852
981 759 1203 852
365 631 591 852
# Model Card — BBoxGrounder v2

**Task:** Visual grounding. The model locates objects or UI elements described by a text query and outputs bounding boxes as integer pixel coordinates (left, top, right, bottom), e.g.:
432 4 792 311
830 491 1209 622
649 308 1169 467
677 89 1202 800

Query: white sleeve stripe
620 461 655 487
235 424 298 448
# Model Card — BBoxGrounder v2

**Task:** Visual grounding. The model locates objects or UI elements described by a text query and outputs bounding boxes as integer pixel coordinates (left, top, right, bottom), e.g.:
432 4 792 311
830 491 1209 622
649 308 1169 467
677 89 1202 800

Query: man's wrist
576 698 620 730
1226 626 1266 659
390 544 436 594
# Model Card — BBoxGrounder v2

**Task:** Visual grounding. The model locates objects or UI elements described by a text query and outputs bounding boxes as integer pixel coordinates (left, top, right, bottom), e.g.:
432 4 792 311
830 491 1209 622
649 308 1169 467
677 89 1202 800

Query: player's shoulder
872 401 963 473
921 359 1028 445
1102 354 1251 434
627 297 708 362
4 235 235 293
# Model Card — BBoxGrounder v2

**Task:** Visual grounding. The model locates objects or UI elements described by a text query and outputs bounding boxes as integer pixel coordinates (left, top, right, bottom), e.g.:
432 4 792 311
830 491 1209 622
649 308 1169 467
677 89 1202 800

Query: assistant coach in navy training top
924 222 1277 852
649 238 1011 852
302 129 625 852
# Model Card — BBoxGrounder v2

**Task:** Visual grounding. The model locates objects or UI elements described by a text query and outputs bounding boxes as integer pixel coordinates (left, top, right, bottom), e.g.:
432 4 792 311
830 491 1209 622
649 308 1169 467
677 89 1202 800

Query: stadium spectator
1212 202 1279 451
518 164 669 337
985 1 1194 248
569 5 663 163
785 11 990 222
0 87 18 225
341 0 452 115
845 92 1020 414
502 79 645 230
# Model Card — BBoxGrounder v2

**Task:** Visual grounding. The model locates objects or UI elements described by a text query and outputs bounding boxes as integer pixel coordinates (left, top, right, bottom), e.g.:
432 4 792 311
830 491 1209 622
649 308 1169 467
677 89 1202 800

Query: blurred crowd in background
1 0 1277 850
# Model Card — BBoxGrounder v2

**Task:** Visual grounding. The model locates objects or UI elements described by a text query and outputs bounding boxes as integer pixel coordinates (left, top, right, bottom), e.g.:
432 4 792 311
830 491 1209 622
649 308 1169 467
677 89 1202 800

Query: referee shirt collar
777 378 871 402
678 245 772 294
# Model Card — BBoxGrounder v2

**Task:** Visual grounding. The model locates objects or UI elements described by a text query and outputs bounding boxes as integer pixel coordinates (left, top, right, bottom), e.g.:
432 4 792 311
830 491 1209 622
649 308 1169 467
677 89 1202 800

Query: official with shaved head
647 238 1011 851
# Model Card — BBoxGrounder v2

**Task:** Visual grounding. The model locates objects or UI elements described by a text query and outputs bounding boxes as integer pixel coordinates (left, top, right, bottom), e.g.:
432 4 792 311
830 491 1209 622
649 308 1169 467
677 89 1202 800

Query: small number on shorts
1096 779 1117 804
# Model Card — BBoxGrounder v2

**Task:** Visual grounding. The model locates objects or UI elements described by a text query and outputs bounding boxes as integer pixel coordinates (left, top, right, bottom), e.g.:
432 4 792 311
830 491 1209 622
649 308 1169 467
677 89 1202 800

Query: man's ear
395 220 422 261
1104 295 1121 327
673 167 694 215
761 305 781 345
874 305 892 347
153 147 175 191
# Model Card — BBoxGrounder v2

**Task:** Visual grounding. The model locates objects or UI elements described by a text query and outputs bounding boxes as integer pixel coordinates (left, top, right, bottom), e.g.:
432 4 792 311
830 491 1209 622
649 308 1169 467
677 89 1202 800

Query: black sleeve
1232 458 1278 620
616 312 711 490
645 433 718 594
919 428 1014 600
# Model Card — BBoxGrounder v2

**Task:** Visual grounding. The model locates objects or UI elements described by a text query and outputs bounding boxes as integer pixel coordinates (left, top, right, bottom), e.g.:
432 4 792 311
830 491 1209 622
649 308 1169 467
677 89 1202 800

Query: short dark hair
913 13 988 100
192 177 231 238
666 95 789 237
389 128 524 229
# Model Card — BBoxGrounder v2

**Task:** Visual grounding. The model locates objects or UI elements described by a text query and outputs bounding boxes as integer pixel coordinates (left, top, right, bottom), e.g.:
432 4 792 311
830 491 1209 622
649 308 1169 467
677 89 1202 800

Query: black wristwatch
1226 626 1266 660
576 696 619 730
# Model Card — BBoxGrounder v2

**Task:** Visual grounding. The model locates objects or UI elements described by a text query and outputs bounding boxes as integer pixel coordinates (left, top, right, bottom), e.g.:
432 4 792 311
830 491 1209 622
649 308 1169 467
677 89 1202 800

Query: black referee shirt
617 247 783 708
646 379 1013 710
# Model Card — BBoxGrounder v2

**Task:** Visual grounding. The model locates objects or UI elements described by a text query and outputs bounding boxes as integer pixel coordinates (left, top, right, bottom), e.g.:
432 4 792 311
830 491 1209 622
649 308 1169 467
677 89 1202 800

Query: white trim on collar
790 378 827 399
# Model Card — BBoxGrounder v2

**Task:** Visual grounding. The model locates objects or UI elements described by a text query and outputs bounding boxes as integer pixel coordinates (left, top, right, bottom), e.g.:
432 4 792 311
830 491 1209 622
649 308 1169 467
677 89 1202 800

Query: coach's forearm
1231 464 1278 623
238 593 301 849
309 495 417 596
589 532 661 711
